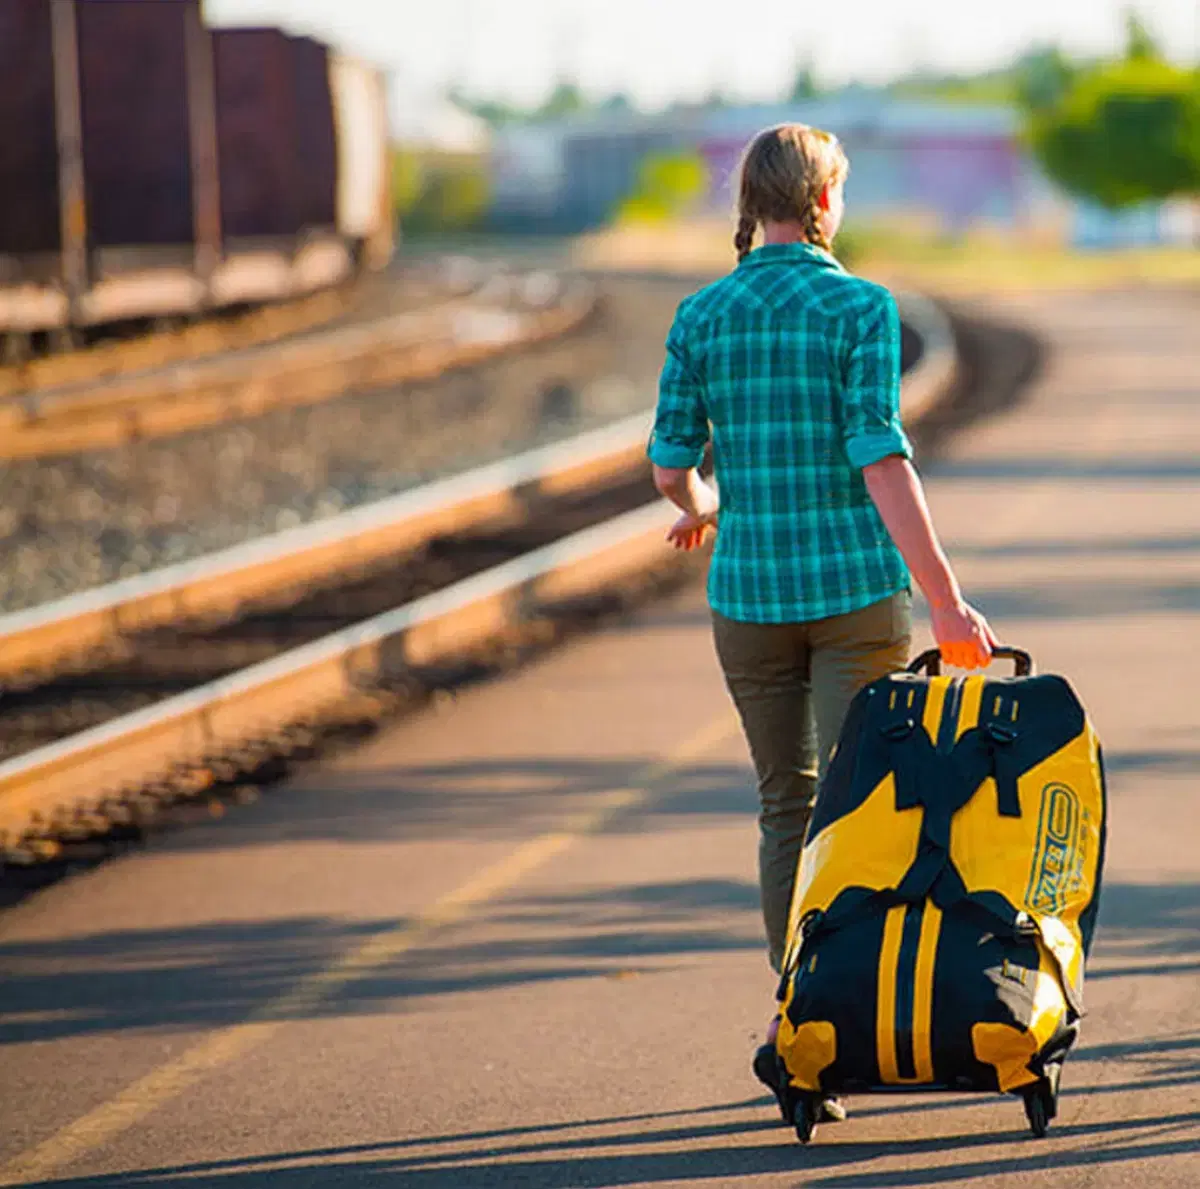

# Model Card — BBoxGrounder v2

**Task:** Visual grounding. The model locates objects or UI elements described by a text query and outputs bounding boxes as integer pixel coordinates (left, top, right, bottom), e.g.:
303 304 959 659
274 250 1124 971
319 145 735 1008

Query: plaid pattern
648 242 911 624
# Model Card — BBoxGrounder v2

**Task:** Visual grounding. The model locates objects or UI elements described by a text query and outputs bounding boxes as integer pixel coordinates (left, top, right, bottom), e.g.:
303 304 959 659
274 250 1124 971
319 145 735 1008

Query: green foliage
1028 59 1200 207
599 93 635 114
1123 9 1161 62
699 89 732 111
445 85 522 128
789 60 819 102
449 82 637 128
538 81 588 120
1013 46 1077 114
392 149 490 233
390 150 426 219
889 69 1019 106
614 152 708 225
888 40 1086 112
829 221 866 268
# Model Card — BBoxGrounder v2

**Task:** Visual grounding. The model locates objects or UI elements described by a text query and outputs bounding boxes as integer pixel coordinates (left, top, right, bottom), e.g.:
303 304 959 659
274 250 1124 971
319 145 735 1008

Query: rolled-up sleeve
841 289 913 469
648 310 709 469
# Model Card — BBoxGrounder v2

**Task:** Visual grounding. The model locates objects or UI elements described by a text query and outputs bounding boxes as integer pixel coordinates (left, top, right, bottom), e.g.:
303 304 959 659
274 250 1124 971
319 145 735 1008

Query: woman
647 124 997 1121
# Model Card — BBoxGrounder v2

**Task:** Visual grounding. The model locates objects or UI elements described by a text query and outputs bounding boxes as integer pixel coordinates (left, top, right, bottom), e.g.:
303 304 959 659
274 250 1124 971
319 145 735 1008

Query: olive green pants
712 591 913 973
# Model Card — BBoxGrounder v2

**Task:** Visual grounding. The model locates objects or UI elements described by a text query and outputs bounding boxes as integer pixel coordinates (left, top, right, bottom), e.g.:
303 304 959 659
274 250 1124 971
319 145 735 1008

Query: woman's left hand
666 511 716 551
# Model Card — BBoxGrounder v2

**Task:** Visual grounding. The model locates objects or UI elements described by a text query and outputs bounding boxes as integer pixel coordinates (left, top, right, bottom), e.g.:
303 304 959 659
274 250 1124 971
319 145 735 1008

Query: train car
0 0 79 335
76 0 216 326
329 51 394 271
208 26 349 306
0 0 394 343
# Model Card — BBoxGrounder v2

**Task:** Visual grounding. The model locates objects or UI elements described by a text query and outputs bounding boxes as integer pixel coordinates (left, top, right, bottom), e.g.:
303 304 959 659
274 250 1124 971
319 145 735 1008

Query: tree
538 81 587 120
699 88 731 111
1123 9 1161 63
599 92 635 114
614 151 708 224
1014 46 1076 115
788 59 819 102
390 149 426 221
1028 59 1200 208
446 85 524 128
404 156 490 232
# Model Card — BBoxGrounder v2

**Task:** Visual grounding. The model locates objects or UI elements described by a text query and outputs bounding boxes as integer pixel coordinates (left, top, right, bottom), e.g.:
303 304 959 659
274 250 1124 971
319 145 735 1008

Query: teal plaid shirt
648 242 911 624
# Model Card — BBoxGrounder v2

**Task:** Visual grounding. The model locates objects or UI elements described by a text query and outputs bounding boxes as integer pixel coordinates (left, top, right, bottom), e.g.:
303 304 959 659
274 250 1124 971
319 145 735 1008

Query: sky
205 0 1200 115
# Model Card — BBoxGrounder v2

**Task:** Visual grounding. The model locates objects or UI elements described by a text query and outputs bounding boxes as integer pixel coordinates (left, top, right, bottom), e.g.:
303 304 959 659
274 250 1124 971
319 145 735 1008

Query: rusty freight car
0 0 393 346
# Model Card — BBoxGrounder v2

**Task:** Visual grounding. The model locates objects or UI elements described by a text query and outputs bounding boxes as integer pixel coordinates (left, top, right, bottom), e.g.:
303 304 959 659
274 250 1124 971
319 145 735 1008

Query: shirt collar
738 242 845 273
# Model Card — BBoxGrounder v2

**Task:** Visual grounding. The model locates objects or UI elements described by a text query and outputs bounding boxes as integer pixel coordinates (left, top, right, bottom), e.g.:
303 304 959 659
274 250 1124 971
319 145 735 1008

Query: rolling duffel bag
762 647 1107 1144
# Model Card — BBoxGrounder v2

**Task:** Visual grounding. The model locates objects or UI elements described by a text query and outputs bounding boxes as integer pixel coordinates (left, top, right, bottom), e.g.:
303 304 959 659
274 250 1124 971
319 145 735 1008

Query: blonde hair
734 124 849 262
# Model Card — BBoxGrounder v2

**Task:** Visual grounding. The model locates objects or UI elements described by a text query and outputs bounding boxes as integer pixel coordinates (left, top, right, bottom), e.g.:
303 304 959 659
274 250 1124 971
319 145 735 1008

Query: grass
568 216 1200 296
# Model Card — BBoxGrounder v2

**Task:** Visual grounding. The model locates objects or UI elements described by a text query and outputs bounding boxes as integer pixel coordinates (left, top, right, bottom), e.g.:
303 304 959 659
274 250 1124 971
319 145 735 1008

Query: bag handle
907 647 1034 678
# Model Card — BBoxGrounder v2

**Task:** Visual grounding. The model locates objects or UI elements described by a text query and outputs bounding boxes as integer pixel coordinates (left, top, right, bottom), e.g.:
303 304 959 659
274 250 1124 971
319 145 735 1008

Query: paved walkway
0 288 1197 1187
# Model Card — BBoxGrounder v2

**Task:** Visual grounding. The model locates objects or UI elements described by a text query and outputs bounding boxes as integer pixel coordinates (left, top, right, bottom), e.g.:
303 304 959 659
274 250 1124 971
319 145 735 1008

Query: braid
734 212 756 262
800 191 830 253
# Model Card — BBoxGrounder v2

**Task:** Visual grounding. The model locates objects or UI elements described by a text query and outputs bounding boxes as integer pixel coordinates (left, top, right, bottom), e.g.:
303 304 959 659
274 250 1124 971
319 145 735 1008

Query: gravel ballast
0 276 695 613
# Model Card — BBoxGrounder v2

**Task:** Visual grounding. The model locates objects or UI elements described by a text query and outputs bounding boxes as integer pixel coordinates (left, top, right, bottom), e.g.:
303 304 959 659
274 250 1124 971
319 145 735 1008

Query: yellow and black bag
767 647 1106 1143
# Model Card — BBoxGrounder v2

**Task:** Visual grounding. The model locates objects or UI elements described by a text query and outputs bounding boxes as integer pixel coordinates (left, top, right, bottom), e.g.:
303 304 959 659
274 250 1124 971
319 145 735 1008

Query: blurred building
696 97 1030 229
1069 197 1200 249
483 93 1198 245
488 110 700 232
486 95 1035 233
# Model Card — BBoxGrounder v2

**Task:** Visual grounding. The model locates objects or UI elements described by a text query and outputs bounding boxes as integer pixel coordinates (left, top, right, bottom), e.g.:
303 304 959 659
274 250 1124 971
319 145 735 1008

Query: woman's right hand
666 510 716 551
929 599 998 670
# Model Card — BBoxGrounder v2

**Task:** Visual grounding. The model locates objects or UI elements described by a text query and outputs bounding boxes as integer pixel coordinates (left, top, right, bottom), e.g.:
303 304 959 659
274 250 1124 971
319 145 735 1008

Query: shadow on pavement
107 757 758 853
928 457 1200 483
0 875 762 1046
848 1034 1200 1117
1 876 1197 1060
1102 750 1199 778
22 1104 1200 1188
953 579 1200 621
947 532 1200 562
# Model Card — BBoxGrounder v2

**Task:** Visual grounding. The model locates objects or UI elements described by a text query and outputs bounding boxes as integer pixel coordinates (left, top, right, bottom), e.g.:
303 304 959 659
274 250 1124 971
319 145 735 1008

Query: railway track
0 262 593 460
0 289 1031 896
0 421 657 764
0 258 457 397
0 412 670 857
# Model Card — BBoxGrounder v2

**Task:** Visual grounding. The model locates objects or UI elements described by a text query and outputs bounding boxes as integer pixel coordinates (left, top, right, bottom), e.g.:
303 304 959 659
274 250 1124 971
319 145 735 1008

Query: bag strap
980 688 1024 818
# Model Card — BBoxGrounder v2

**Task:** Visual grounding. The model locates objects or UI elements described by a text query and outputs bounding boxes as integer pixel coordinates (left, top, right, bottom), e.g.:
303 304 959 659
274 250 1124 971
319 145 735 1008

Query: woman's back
651 241 910 625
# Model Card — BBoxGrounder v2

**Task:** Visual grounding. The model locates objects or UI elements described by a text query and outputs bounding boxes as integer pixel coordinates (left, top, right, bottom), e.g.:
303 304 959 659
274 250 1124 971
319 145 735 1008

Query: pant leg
808 590 913 781
711 611 817 975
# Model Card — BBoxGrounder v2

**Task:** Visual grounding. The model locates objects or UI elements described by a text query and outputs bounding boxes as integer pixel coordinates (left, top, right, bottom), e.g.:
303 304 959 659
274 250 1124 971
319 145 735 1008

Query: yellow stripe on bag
955 675 985 741
877 901 943 1085
911 902 943 1082
876 904 907 1083
921 677 951 745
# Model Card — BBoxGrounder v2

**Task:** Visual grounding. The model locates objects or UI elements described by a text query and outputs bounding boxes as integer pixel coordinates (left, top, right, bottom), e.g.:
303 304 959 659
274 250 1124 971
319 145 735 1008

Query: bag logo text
1026 782 1089 915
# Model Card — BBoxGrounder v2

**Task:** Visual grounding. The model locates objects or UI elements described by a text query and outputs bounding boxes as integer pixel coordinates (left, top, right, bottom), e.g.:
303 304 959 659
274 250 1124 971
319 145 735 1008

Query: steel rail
0 291 959 853
0 274 594 460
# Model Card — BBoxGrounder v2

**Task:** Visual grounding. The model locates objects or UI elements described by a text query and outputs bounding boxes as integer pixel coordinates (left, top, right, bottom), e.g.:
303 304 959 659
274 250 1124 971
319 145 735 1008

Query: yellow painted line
0 713 736 1187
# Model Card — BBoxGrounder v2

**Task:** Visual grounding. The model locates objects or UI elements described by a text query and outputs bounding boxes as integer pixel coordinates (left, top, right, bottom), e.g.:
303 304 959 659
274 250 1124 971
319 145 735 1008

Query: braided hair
732 124 848 263
734 212 757 263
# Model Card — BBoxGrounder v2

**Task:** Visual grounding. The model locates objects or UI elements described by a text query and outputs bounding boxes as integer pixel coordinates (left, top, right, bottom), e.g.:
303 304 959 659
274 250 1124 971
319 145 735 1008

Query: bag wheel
752 1045 793 1125
1022 1080 1055 1138
793 1095 820 1145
